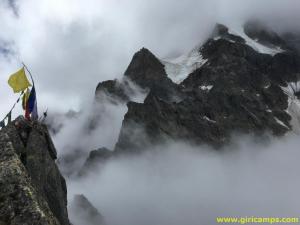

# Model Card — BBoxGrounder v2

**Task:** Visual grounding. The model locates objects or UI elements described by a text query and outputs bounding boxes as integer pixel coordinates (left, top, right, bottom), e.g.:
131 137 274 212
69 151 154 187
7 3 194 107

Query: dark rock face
89 22 300 161
269 52 300 84
124 48 181 101
69 195 104 225
0 117 70 225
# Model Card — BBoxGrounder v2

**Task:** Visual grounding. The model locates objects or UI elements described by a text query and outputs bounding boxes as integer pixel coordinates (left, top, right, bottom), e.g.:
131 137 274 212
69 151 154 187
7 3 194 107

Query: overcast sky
1 0 300 120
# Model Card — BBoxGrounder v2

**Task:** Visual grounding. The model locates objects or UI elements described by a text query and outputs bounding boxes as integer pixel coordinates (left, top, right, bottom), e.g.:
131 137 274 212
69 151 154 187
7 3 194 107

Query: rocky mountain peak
99 47 181 102
124 48 178 99
124 47 166 81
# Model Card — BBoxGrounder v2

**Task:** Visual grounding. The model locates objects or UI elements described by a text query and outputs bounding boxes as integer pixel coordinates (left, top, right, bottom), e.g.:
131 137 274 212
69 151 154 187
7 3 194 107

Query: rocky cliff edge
0 117 70 225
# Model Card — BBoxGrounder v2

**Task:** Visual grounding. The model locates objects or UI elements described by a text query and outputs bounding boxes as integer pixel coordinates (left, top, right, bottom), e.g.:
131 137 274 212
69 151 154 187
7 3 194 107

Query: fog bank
67 135 300 225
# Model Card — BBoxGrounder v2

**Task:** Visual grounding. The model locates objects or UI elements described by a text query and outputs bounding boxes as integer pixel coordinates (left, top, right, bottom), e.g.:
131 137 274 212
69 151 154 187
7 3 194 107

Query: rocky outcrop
0 117 70 225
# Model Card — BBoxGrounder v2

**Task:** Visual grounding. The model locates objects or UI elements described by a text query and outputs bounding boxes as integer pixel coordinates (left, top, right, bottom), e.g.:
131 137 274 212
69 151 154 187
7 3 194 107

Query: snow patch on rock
275 117 290 130
199 85 213 91
203 116 216 123
162 46 208 84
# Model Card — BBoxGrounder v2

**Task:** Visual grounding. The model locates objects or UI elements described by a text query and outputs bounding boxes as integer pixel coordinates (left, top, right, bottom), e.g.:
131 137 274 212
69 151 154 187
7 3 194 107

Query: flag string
22 62 35 85
0 91 24 129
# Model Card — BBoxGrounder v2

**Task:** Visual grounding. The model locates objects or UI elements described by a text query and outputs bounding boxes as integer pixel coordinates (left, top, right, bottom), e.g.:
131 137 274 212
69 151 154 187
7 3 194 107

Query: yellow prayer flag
8 67 32 93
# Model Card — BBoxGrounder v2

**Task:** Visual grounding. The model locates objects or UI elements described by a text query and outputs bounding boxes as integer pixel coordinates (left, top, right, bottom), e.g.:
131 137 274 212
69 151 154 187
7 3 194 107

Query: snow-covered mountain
161 22 285 84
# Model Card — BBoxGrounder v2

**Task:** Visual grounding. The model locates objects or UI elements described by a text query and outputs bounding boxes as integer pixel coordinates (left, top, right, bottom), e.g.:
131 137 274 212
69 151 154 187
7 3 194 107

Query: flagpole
22 62 35 85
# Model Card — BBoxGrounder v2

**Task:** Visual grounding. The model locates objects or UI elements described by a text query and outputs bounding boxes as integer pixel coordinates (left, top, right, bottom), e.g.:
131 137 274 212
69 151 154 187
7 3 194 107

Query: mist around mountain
42 20 300 225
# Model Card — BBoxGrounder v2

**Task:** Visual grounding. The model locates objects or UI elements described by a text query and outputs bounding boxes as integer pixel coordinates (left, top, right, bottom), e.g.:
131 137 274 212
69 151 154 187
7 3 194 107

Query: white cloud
1 0 300 120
